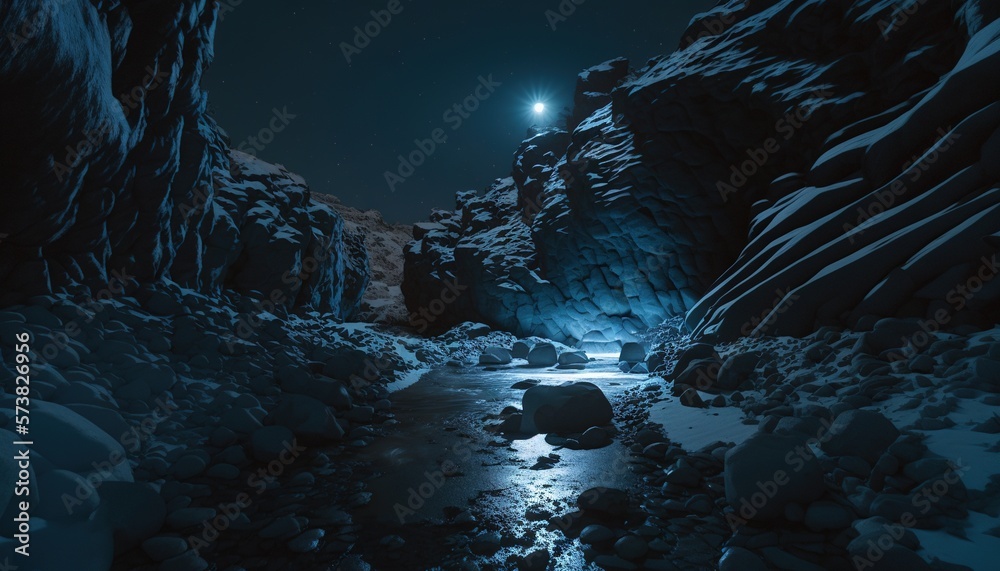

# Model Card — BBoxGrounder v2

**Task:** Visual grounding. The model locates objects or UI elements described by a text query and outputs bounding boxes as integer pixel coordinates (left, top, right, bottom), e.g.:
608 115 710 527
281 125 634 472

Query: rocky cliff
404 0 1000 344
0 0 367 317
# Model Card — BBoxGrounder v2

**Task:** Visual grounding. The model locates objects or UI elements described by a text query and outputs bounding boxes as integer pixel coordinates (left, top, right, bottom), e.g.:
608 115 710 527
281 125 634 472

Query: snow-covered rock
404 0 1000 344
0 1 367 318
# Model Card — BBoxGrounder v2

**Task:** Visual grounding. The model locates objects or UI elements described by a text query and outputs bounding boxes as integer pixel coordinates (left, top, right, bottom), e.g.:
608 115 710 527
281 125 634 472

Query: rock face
0 1 367 318
314 194 411 324
404 0 1000 342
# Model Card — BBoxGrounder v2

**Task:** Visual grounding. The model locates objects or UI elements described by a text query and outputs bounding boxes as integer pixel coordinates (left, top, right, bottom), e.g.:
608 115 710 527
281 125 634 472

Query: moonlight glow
533 102 546 114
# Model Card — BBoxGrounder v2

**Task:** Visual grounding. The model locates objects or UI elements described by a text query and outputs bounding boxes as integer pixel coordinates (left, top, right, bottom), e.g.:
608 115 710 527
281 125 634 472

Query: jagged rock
403 0 1000 345
0 1 367 316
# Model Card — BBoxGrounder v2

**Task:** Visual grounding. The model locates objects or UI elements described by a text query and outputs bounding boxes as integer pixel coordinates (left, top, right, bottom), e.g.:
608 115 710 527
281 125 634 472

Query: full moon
533 102 545 114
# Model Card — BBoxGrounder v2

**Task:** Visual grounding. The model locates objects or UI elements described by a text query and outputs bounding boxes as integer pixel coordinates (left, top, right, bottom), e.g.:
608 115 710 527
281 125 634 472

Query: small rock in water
578 487 629 517
527 343 558 366
619 342 647 364
518 549 550 571
558 350 590 365
580 524 615 544
470 531 502 555
511 379 540 390
520 382 613 433
578 426 612 449
512 340 532 359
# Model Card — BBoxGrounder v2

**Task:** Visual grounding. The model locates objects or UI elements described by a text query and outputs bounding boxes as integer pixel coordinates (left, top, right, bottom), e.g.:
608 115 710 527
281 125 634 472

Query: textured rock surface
313 194 410 324
0 1 366 318
405 0 1000 342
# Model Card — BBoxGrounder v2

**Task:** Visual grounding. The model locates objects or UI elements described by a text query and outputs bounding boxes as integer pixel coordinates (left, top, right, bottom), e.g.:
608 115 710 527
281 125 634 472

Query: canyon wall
0 0 367 317
404 0 1000 343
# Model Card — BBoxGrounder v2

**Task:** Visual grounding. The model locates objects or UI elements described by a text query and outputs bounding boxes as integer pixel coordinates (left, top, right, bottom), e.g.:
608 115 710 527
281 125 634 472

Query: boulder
820 410 900 464
520 382 613 433
577 487 629 517
480 346 513 365
557 351 589 365
619 342 646 364
717 352 760 391
511 341 532 359
527 343 558 367
725 432 825 521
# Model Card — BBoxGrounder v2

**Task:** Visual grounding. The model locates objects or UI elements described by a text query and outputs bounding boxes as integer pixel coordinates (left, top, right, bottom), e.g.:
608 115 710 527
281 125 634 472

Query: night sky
204 0 717 223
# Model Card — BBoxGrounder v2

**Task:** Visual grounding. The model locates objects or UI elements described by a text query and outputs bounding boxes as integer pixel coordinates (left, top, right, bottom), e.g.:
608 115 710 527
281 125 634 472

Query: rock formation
404 0 1000 343
0 0 366 317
